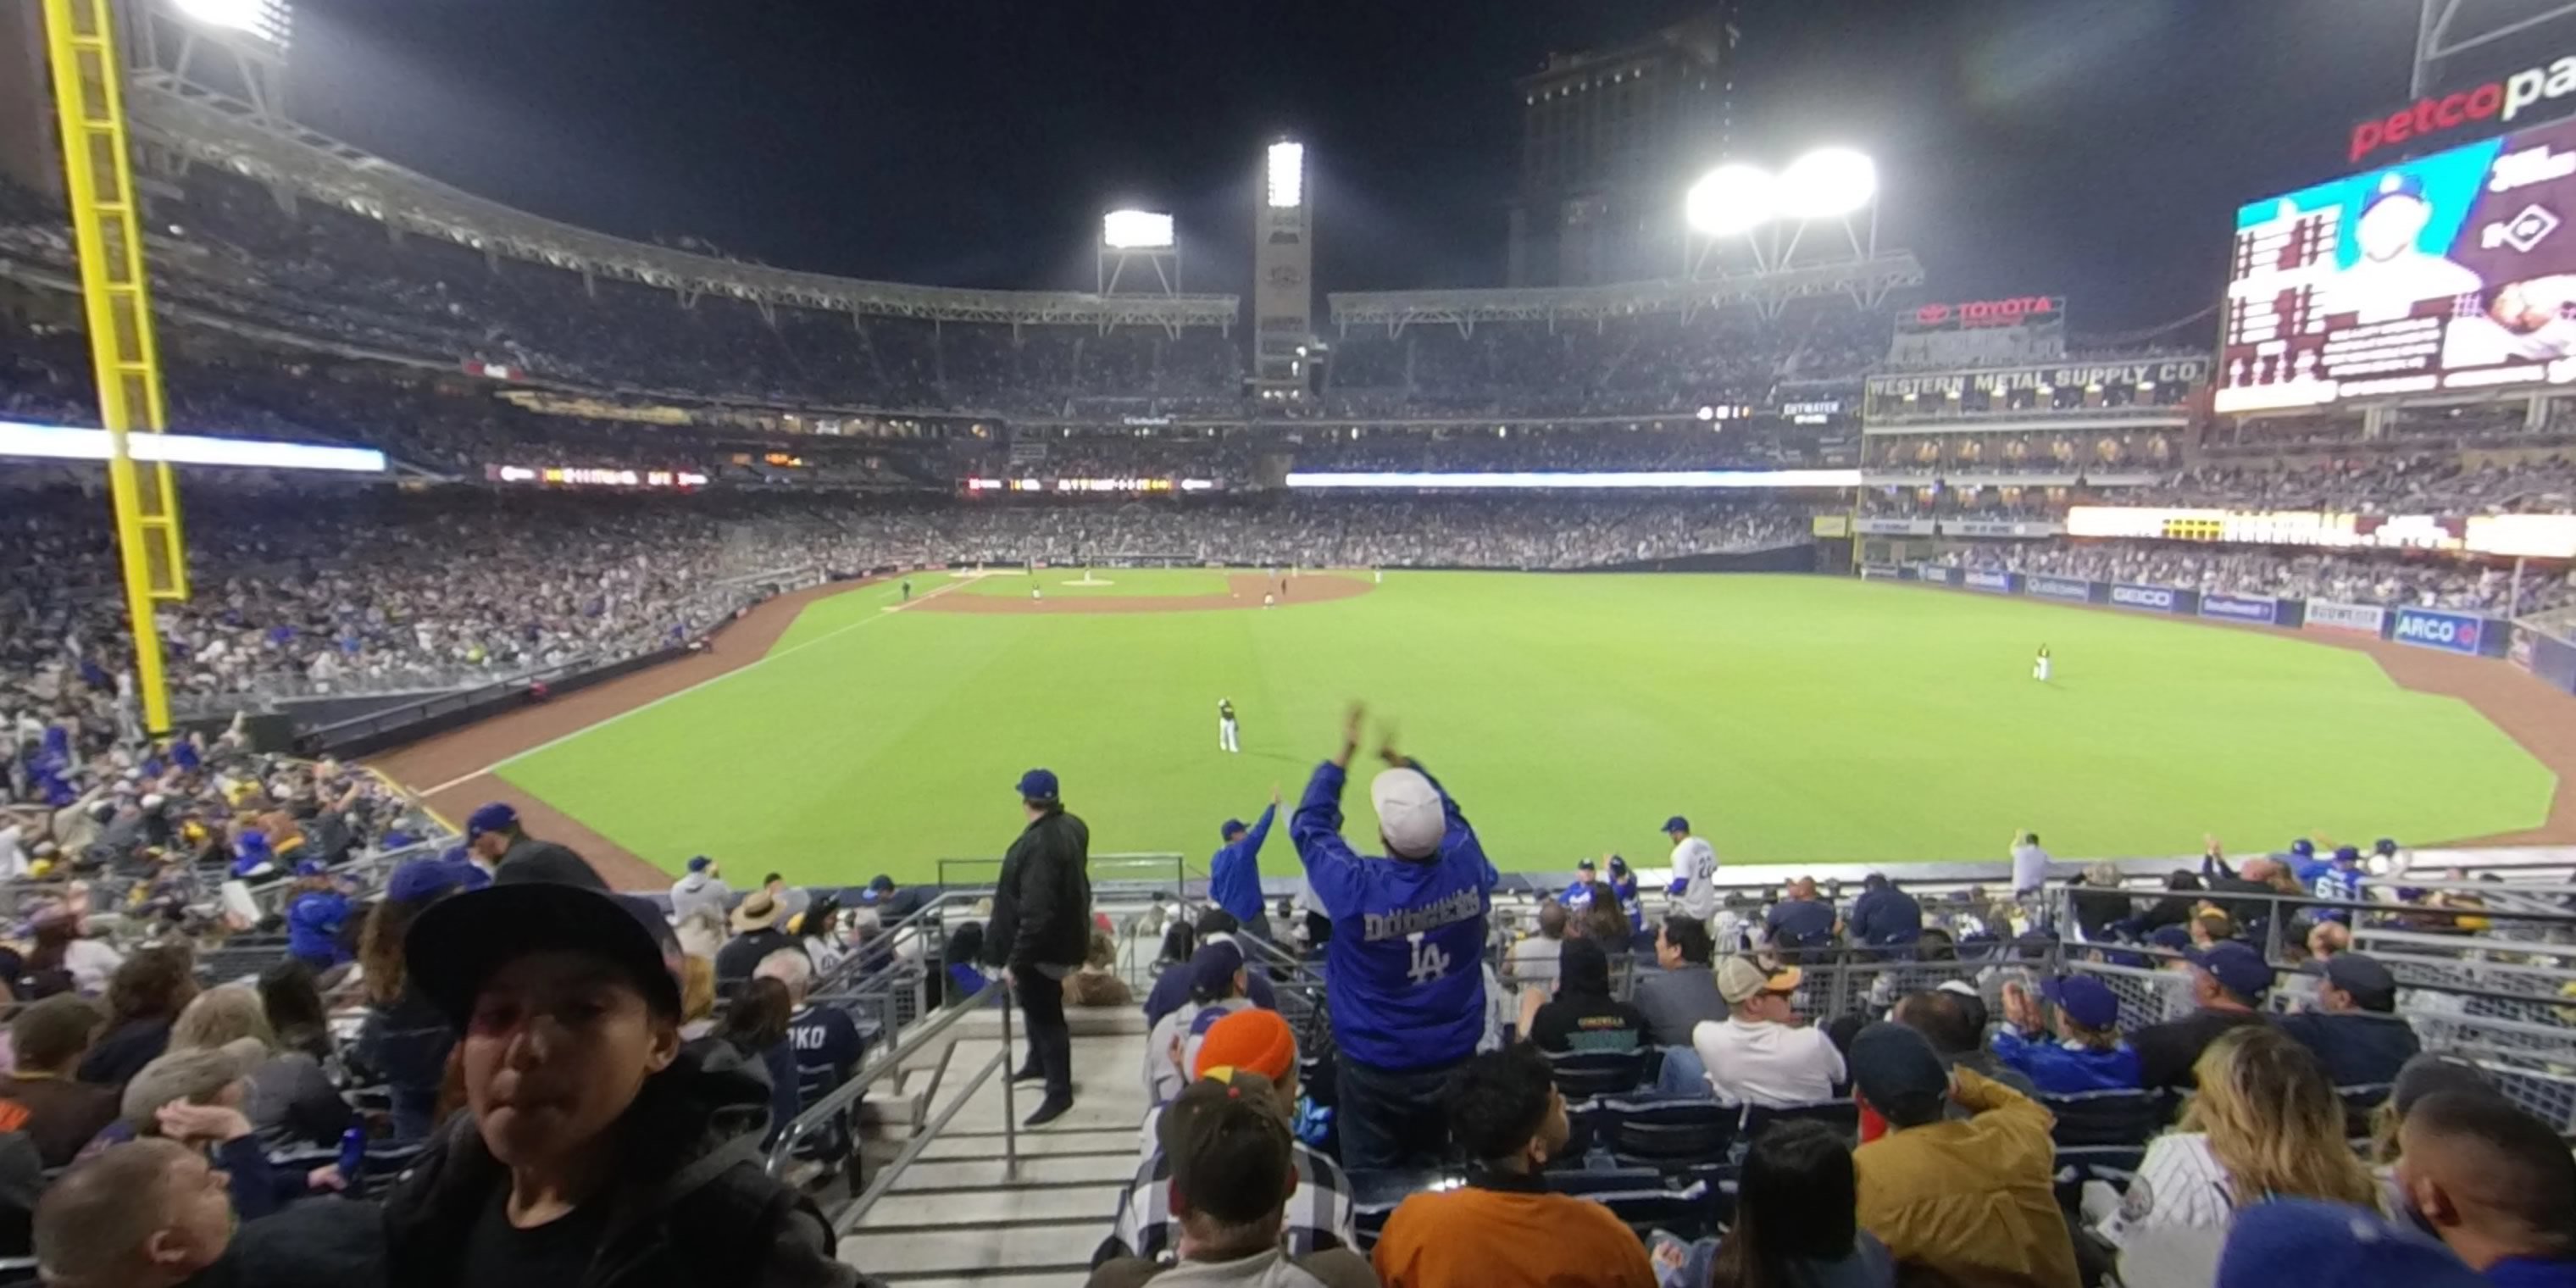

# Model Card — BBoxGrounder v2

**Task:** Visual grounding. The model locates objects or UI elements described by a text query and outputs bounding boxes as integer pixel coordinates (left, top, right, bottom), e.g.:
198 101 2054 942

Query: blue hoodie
1290 760 1496 1071
1208 803 1277 926
1990 1029 2143 1093
286 888 353 967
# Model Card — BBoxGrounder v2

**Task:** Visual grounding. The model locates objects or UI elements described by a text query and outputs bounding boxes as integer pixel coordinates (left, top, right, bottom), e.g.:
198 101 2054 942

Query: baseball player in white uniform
2033 644 2051 683
1663 814 1718 923
1218 698 1240 753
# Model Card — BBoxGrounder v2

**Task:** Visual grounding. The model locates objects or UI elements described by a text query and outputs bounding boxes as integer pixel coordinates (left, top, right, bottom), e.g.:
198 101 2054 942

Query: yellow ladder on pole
43 0 186 735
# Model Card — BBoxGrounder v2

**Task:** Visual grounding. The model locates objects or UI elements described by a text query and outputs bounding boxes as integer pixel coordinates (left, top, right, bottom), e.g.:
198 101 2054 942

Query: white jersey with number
1672 836 1720 921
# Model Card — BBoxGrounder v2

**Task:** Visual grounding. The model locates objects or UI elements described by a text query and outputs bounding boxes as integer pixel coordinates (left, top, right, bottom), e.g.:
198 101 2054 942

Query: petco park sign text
2351 53 2576 163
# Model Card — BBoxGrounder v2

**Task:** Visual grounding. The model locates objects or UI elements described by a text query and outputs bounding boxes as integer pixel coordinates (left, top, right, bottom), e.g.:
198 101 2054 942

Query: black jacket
380 1047 871 1288
2278 1009 2422 1088
185 1197 388 1288
495 836 608 891
985 806 1091 970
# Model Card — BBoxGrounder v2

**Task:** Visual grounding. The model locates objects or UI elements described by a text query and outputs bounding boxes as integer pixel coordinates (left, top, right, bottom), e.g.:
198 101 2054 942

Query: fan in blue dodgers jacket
1289 702 1497 1173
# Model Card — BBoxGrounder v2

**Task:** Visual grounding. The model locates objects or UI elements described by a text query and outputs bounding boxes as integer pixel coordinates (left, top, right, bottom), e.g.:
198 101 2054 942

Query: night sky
284 0 2439 333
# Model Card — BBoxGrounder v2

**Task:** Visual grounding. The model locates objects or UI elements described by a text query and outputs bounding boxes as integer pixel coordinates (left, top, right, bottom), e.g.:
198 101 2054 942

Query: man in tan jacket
1848 1022 2080 1288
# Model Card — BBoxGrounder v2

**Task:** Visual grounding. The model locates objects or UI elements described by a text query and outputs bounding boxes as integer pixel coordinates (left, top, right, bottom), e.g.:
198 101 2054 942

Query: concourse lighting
1102 209 1174 250
1685 164 1774 236
0 419 385 472
1267 142 1306 208
1778 147 1878 219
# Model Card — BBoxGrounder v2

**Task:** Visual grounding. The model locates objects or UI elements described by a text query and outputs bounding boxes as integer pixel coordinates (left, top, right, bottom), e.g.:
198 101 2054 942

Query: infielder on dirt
1219 698 1241 753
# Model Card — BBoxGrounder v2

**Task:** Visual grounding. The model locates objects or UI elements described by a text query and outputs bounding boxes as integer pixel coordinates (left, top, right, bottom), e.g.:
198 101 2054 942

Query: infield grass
496 573 2557 885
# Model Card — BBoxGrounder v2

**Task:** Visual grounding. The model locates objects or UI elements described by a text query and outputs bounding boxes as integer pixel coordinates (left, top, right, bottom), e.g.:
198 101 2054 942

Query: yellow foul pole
42 0 187 735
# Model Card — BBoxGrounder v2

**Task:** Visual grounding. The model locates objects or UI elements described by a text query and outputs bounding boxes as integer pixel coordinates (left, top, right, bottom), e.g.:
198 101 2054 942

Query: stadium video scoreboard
2066 506 2576 558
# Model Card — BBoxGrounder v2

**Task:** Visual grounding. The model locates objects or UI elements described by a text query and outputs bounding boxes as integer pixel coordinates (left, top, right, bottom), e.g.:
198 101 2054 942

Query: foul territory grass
496 573 2556 886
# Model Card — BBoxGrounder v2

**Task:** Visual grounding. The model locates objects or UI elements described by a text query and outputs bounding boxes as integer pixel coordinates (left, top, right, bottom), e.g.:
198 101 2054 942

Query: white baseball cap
1369 768 1445 859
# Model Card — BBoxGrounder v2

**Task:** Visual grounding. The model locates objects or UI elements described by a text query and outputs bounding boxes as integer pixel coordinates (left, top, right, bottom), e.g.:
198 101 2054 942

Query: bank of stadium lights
1686 148 1877 236
169 0 291 47
1267 142 1306 209
1102 210 1174 251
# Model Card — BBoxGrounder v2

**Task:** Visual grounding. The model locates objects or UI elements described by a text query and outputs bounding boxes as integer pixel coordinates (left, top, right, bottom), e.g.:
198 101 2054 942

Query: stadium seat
2040 1088 2170 1147
1347 1168 1464 1252
2338 1082 2394 1125
1599 1094 1738 1166
1740 1097 1860 1145
1542 1049 1650 1099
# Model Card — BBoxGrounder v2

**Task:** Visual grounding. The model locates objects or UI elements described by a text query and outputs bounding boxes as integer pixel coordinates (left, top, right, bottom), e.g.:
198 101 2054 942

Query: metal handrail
766 977 1019 1217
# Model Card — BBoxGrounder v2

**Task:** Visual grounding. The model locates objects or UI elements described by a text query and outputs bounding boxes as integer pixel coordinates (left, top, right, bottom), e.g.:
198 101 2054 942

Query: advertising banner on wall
2109 583 2185 613
2024 575 2095 603
2306 600 2390 634
2197 592 2282 625
1918 566 1955 585
1963 569 2016 593
2391 607 2491 655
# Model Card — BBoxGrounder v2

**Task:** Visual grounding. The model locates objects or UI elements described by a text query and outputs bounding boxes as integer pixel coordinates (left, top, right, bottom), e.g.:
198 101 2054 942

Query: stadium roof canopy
130 82 1241 331
1327 253 1924 335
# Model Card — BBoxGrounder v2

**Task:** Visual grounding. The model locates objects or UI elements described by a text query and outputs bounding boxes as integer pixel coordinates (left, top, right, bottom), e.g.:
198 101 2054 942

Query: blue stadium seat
1346 1168 1464 1252
1600 1094 1737 1167
1543 1048 1650 1100
2040 1087 2170 1147
1740 1097 1859 1145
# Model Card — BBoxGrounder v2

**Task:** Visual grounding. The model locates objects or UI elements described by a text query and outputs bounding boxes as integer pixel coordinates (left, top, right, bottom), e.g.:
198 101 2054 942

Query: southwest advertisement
2218 110 2576 412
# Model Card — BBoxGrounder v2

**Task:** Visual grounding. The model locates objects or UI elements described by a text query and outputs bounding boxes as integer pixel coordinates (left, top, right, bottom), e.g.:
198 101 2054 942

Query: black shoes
1010 1064 1045 1084
1024 1096 1074 1127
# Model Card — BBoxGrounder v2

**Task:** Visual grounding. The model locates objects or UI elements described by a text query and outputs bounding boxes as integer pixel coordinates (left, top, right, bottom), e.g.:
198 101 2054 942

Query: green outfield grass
496 573 2558 886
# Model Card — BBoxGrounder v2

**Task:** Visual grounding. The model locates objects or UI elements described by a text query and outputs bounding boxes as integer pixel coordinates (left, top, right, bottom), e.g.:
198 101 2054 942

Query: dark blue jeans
1336 1052 1466 1173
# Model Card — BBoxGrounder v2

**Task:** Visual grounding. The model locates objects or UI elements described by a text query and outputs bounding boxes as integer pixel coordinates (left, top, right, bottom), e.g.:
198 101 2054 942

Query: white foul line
414 576 969 797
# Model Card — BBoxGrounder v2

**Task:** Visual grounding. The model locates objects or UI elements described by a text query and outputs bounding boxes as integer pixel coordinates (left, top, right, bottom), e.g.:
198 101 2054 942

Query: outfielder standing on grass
1219 698 1241 753
2033 643 2051 683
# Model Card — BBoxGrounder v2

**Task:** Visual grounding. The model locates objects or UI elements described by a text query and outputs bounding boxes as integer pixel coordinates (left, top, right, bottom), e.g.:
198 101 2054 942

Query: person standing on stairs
990 768 1094 1127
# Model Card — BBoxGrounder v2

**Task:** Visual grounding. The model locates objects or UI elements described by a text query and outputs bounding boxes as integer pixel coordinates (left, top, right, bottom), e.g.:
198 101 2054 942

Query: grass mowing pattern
497 574 2556 885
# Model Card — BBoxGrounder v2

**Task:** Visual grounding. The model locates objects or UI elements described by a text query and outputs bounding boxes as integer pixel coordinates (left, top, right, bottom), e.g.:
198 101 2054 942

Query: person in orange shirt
1370 1046 1657 1288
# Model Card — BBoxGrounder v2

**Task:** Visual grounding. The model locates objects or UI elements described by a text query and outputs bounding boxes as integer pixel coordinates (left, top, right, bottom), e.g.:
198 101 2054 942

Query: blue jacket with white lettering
1290 759 1496 1071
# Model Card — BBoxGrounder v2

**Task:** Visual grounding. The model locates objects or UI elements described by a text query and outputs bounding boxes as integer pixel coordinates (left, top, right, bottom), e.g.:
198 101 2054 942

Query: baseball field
452 569 2559 886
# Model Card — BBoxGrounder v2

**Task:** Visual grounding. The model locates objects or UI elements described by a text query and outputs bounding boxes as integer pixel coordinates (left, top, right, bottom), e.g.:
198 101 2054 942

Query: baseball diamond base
374 573 2575 890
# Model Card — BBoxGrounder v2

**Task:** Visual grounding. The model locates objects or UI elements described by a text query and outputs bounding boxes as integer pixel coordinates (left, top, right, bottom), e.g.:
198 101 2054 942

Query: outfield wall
1861 560 2537 663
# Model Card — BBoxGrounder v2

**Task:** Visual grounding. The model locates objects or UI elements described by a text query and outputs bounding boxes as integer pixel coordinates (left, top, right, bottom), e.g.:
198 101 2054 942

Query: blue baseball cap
2289 838 2316 859
1575 857 1596 870
686 855 713 873
2041 975 2120 1030
1014 769 1059 801
2333 845 2361 865
1220 818 1246 840
868 874 896 892
1607 855 1628 874
1186 941 1246 998
2190 940 2274 1000
466 802 519 840
2217 1198 2480 1288
235 832 270 858
1663 815 1690 834
386 857 491 905
2360 171 2430 214
2373 837 2400 857
294 859 326 878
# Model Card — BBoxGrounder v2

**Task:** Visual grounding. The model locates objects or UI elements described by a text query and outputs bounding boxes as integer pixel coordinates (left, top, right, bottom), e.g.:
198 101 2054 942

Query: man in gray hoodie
669 856 733 927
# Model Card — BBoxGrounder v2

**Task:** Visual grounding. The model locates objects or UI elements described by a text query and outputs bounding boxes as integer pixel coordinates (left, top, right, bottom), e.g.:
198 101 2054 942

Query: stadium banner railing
1875 561 2528 659
2509 617 2576 699
935 852 1190 900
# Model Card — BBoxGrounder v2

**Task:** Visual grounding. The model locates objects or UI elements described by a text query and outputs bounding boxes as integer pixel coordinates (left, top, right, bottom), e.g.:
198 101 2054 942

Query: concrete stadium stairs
841 1006 1150 1287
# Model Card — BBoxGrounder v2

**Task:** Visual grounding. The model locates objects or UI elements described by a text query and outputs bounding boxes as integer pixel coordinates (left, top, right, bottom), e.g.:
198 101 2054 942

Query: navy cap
2323 952 2398 1008
868 874 895 892
1221 819 1246 840
1847 1022 1948 1124
2333 845 2361 864
1015 769 1059 801
1607 855 1628 874
466 802 519 840
2289 838 2315 858
2190 940 2274 1000
2148 924 2192 952
2373 838 2400 857
2042 974 2121 1030
386 857 490 905
1663 816 1690 834
686 855 713 873
1576 857 1596 870
1187 941 1246 999
2361 171 2430 214
293 859 326 878
2217 1198 2480 1288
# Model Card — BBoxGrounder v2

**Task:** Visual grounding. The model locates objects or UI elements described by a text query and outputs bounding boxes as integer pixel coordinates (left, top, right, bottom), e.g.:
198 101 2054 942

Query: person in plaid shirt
1093 1010 1354 1268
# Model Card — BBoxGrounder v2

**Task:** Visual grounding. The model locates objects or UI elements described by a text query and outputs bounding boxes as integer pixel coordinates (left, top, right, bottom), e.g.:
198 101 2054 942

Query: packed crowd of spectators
2130 456 2576 516
1939 540 2576 615
1288 421 1841 472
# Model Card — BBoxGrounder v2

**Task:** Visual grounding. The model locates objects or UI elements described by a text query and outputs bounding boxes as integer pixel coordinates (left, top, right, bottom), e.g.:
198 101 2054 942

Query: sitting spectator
942 922 992 1003
1765 878 1837 958
1142 909 1278 1026
1694 958 1845 1107
379 880 858 1285
1848 1022 2079 1287
2190 908 2239 949
0 994 115 1167
1067 928 1136 1008
35 1137 382 1288
760 871 813 926
715 888 798 986
2100 1027 2376 1243
1370 1045 1655 1288
1522 936 1647 1055
464 801 605 890
1990 975 2142 1092
78 946 197 1090
256 961 334 1064
860 873 932 922
716 975 798 1147
1146 941 1256 1106
2279 952 2420 1087
1100 1010 1354 1267
2307 919 2354 962
351 853 486 1140
2214 1198 2486 1288
1892 988 2038 1098
1634 914 1726 1048
283 862 354 970
1568 880 1632 948
765 949 866 1113
2068 863 2132 941
25 908 121 996
1504 898 1567 990
1087 1069 1374 1288
680 956 719 1041
669 855 733 928
118 1048 330 1219
1691 1119 1895 1288
1846 874 1923 952
2394 1091 2576 1284
2134 941 2273 1090
2372 1053 2504 1168
168 985 353 1151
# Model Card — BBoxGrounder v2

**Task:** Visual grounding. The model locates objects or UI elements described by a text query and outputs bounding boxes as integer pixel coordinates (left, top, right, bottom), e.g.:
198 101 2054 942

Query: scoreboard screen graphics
2218 112 2576 412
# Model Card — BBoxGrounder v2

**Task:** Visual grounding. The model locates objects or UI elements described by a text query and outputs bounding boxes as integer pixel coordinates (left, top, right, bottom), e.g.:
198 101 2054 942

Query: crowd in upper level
1940 541 2576 616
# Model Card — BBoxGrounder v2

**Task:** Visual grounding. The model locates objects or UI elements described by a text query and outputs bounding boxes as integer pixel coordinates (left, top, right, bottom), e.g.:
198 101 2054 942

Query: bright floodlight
172 0 283 38
1778 148 1878 219
1685 164 1775 236
1102 209 1174 250
1267 142 1306 209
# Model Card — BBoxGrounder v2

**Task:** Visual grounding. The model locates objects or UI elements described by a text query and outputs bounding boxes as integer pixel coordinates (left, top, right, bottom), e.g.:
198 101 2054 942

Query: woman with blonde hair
2097 1025 2378 1241
169 984 354 1150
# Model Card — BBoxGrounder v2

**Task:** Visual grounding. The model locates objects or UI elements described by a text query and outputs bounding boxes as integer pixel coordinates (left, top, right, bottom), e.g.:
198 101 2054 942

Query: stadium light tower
1250 138 1315 404
1097 208 1180 297
130 0 293 123
1683 146 1881 280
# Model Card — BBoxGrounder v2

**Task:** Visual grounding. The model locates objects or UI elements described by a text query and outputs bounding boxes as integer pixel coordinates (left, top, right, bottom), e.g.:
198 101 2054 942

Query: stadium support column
44 0 186 734
1250 139 1314 407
